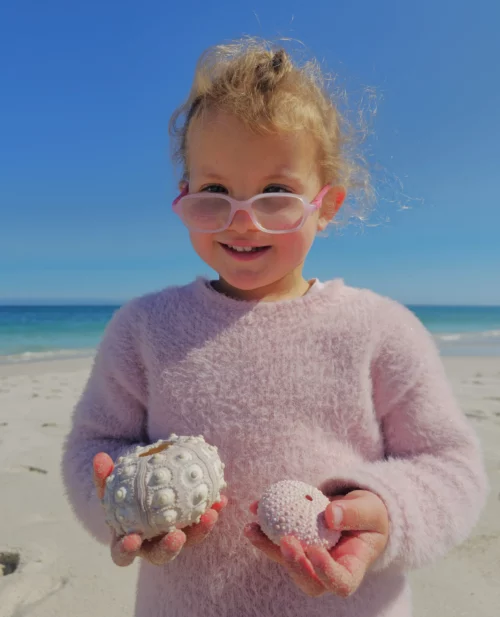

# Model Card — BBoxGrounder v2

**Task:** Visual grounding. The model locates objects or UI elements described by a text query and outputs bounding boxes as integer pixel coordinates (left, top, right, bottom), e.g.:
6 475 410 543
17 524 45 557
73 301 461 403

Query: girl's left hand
244 490 389 598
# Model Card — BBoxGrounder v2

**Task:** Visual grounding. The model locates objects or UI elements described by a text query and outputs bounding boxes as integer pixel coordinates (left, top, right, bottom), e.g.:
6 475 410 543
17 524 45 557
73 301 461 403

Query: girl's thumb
92 452 114 498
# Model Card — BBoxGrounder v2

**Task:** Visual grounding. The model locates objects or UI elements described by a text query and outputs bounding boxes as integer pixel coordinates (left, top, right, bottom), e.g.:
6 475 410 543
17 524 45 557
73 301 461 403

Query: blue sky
1 0 499 305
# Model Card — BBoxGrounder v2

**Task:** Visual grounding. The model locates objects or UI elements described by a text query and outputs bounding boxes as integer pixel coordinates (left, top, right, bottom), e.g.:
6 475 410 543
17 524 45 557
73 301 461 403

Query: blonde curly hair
169 38 373 225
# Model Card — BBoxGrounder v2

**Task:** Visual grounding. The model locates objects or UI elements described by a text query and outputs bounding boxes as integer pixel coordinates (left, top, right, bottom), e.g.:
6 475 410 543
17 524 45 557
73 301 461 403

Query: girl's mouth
219 243 271 260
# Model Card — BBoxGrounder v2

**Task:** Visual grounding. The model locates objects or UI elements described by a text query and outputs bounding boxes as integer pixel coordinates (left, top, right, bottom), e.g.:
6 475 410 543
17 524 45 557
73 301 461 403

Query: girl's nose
227 209 258 233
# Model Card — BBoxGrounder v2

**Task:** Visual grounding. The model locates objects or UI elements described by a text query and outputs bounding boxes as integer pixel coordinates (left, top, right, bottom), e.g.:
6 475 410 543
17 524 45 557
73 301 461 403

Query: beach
0 355 499 616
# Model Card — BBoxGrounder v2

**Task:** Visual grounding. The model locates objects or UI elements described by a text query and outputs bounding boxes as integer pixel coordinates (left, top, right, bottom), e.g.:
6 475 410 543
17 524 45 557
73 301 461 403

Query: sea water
1 304 499 363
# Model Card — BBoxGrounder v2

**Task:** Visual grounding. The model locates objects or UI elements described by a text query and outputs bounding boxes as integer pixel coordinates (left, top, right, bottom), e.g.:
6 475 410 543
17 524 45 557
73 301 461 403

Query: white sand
0 356 499 616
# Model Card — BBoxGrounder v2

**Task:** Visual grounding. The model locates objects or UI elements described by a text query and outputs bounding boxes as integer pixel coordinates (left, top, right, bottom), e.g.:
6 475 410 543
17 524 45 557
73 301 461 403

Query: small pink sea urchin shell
257 480 341 550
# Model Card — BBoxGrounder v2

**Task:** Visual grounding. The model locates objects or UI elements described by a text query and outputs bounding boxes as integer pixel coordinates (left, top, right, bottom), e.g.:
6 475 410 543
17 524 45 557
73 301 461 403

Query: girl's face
185 111 342 300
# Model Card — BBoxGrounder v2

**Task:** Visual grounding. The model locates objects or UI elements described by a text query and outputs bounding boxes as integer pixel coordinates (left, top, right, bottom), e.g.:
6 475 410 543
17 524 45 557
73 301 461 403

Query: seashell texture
101 434 226 540
257 480 341 550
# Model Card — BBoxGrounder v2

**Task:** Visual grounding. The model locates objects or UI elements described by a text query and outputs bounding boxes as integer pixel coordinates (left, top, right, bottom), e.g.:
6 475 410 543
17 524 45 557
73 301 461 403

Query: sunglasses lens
252 195 305 231
179 196 231 231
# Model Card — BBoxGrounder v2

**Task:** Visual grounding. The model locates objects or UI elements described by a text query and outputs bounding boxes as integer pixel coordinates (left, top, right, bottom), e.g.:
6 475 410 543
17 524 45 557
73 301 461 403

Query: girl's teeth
228 245 257 252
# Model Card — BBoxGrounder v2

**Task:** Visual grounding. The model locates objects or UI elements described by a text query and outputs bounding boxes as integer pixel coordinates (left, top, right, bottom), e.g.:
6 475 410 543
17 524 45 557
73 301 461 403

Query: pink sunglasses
172 185 330 234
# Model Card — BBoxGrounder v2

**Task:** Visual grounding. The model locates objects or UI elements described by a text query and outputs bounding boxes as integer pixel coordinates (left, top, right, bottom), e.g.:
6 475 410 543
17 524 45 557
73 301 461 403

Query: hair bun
271 49 285 72
255 48 291 93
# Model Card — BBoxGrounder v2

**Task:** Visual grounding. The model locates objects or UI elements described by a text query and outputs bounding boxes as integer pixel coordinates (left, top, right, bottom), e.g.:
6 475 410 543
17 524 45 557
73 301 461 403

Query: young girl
62 39 488 617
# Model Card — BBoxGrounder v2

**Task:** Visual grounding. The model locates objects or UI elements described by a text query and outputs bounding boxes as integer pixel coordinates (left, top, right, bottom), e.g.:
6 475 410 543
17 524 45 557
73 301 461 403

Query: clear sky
1 0 499 305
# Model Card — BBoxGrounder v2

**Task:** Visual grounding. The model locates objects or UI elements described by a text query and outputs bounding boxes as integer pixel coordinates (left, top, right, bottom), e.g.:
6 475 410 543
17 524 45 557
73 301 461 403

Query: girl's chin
219 279 270 293
215 272 277 294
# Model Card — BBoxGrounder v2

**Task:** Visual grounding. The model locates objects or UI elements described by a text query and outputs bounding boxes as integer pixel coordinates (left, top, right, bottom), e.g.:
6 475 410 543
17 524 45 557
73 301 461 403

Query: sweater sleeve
62 299 149 544
320 299 489 572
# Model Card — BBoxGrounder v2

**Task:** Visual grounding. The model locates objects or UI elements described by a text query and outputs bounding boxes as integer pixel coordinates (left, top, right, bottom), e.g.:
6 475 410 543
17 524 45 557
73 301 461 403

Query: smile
226 244 268 253
219 243 271 259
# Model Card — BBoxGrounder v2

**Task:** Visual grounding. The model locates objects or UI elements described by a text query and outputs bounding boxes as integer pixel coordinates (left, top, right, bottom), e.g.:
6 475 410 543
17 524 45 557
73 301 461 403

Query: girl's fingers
280 537 326 597
306 543 368 598
92 453 114 499
184 508 219 547
139 500 223 561
109 495 225 567
111 530 187 567
183 495 227 546
244 526 327 598
110 532 142 567
210 494 228 513
325 490 389 536
140 530 186 565
244 523 284 565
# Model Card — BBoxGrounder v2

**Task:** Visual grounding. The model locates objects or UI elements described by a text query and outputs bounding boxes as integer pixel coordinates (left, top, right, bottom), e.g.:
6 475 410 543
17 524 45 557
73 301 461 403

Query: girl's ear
317 186 346 231
173 181 189 206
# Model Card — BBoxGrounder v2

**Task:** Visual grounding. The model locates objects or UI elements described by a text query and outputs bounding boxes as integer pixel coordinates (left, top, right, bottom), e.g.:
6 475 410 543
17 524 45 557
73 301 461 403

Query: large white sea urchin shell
257 480 341 549
101 434 226 540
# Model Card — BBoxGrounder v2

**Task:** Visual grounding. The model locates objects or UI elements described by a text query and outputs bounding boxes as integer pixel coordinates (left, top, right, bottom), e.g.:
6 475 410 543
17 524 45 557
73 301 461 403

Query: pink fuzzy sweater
62 278 487 617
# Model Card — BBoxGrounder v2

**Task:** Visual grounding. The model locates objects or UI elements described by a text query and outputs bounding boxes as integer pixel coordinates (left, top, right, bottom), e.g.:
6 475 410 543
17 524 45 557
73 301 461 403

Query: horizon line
1 300 500 309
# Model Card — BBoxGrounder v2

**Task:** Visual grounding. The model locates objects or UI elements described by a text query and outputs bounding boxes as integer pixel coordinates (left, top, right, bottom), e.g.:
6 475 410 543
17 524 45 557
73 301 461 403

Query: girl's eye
263 185 291 194
201 184 228 194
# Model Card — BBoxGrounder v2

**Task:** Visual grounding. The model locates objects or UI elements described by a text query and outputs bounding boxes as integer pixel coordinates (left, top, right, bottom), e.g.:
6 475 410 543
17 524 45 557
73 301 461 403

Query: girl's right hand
92 452 227 567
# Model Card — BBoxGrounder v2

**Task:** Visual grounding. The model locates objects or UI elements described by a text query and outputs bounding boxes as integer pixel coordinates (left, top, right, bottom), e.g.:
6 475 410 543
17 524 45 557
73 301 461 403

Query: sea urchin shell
257 480 341 549
101 434 226 540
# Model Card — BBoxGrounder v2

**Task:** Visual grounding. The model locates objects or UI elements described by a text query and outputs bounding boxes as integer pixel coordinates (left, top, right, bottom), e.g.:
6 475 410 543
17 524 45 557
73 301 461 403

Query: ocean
1 304 500 363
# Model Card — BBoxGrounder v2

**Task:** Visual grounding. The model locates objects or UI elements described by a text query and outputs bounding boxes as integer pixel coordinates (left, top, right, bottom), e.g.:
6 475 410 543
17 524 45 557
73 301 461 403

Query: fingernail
307 551 321 567
281 544 295 560
165 531 185 552
168 536 183 553
333 506 343 529
281 538 302 560
200 512 212 526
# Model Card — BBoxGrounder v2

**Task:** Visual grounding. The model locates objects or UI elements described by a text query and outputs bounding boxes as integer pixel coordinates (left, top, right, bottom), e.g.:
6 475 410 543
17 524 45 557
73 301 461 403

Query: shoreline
0 349 96 367
1 343 499 368
0 352 499 377
0 355 95 377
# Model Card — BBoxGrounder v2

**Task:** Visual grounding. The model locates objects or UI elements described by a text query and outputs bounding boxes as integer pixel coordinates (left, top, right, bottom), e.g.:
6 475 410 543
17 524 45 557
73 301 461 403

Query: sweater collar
185 276 346 324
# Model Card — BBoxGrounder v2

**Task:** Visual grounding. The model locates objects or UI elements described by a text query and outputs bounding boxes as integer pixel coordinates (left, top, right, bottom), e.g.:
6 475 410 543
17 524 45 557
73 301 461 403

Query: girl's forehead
187 111 320 178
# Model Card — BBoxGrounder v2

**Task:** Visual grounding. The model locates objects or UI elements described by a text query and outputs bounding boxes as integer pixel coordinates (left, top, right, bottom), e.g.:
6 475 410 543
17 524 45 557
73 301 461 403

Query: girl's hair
169 38 373 225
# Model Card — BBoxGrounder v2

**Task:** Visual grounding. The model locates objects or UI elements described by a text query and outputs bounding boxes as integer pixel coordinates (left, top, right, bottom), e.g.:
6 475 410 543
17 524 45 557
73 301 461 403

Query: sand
0 355 499 616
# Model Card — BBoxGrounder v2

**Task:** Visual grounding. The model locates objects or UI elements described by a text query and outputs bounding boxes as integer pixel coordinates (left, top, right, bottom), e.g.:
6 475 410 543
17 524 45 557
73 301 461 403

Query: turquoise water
409 306 500 356
0 305 119 363
1 304 500 363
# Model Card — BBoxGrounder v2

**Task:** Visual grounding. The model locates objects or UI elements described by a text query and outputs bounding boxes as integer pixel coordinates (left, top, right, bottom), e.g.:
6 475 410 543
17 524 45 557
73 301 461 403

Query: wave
434 329 500 343
435 334 462 342
433 330 500 356
0 348 96 365
483 329 500 338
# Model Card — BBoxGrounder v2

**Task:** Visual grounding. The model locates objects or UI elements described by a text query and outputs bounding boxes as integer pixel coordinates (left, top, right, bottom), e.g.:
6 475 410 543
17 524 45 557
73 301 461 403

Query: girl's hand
244 489 389 598
93 452 227 567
